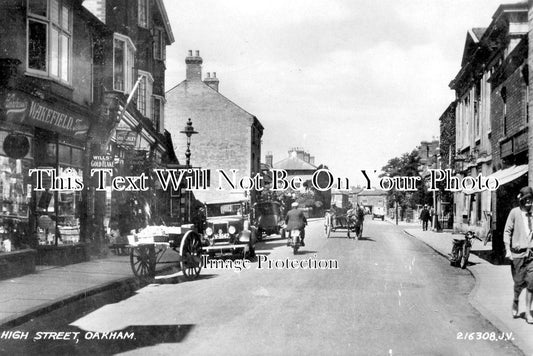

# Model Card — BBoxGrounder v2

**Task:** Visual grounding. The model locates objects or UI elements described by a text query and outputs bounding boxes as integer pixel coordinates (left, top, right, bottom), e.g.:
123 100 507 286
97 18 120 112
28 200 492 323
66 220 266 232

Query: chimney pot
213 72 216 78
188 50 192 56
207 72 210 78
195 50 200 56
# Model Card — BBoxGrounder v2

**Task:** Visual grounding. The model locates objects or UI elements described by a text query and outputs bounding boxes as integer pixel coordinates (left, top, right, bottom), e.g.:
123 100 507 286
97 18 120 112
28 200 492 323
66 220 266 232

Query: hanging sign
3 133 30 159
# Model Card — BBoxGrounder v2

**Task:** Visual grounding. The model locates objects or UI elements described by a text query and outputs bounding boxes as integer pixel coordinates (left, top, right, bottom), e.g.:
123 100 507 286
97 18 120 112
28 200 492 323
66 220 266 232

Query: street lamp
180 118 198 223
180 118 198 168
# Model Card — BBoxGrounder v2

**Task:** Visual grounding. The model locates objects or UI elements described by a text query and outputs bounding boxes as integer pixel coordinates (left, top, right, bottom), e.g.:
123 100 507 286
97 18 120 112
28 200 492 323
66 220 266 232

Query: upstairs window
27 0 72 83
138 0 148 28
113 34 136 93
152 95 164 132
136 70 153 118
153 28 166 61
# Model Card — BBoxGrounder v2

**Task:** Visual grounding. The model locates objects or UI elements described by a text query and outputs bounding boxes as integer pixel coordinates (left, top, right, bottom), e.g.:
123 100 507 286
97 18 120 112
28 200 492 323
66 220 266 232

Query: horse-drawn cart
128 225 203 282
324 209 363 240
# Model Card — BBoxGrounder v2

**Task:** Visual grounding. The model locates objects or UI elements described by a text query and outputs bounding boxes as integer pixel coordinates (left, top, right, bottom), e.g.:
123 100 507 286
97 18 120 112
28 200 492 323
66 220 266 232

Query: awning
489 164 528 186
463 165 528 195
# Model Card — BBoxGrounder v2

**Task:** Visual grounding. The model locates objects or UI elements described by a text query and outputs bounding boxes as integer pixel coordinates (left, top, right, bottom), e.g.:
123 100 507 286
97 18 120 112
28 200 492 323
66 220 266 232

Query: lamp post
180 118 198 223
433 147 441 231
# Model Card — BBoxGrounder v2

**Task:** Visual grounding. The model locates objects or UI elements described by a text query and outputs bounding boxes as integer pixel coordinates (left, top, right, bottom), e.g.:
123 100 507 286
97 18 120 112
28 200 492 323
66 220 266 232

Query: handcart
128 225 203 282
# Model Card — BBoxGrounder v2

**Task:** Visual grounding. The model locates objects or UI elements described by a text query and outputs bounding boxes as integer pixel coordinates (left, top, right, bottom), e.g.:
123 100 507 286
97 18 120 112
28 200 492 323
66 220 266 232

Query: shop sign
514 131 528 154
90 155 115 169
115 129 138 147
1 91 89 138
500 139 513 158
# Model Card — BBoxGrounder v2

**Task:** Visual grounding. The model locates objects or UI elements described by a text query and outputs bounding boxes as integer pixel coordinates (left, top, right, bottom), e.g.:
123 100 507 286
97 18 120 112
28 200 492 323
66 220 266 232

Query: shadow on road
257 241 289 250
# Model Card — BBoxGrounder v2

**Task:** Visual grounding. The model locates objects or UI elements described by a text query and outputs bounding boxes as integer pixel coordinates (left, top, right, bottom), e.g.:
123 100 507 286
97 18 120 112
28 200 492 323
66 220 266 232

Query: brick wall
491 65 528 168
166 80 259 203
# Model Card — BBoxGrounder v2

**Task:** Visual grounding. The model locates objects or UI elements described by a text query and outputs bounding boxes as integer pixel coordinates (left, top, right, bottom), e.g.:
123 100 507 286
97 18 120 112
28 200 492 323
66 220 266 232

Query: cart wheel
130 245 156 282
180 231 203 280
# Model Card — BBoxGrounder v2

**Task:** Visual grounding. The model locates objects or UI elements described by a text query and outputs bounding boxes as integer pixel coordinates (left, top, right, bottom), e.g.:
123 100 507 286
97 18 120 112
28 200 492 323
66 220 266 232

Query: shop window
27 0 72 83
138 0 149 28
0 155 31 253
113 34 136 93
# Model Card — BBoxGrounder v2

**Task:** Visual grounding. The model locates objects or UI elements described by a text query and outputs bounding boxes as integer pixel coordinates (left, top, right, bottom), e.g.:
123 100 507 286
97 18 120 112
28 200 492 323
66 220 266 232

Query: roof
155 0 174 44
357 189 388 197
471 28 486 41
167 80 263 131
273 156 317 171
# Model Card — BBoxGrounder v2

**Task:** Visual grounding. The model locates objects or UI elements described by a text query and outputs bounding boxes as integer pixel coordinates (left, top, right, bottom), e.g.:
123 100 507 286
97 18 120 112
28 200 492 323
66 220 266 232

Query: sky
162 0 521 186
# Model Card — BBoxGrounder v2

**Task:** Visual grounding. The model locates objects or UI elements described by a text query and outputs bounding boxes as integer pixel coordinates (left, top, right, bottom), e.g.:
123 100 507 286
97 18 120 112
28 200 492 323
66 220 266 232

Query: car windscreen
256 204 279 215
207 203 241 217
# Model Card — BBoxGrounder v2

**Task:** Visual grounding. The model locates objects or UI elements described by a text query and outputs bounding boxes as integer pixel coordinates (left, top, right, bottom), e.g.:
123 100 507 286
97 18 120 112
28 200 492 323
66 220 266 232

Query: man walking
419 205 430 231
504 186 533 324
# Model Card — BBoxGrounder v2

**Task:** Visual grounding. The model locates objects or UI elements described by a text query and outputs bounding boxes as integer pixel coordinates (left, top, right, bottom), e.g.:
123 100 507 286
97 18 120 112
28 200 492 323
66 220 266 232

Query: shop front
0 89 91 273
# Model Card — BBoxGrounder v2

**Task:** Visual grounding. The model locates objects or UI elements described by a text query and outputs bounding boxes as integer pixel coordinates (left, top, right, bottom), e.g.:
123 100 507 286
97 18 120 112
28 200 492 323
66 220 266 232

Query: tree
380 150 432 212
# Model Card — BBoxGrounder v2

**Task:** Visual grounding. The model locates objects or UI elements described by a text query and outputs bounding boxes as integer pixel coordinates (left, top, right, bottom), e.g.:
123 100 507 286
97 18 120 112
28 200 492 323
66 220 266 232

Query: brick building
0 0 175 273
272 148 317 183
165 51 264 206
447 2 528 254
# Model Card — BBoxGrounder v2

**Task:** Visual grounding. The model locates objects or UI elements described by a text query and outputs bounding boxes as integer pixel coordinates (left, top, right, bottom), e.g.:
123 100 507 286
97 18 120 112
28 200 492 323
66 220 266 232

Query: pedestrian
504 186 533 324
419 205 430 231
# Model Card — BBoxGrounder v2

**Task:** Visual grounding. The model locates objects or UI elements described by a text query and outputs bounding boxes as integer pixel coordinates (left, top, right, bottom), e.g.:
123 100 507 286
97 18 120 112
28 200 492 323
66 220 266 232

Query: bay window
113 34 136 93
27 0 72 83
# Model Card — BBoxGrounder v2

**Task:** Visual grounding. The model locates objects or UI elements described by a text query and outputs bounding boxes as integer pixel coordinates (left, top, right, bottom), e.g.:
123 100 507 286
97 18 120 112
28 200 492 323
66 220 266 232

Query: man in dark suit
285 202 307 246
419 205 430 231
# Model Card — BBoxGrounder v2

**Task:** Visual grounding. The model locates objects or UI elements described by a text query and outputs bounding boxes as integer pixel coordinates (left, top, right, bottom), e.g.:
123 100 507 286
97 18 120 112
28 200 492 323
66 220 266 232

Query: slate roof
273 156 317 171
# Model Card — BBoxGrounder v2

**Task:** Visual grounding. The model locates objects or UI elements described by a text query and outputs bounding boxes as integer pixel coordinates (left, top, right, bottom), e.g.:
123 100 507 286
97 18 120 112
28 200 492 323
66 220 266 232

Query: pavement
389 218 533 356
0 218 532 355
0 250 179 329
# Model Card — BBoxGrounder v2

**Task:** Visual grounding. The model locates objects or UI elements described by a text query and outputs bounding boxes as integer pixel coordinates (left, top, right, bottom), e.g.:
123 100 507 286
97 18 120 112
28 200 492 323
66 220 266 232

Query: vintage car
372 206 385 221
202 200 256 258
253 200 283 239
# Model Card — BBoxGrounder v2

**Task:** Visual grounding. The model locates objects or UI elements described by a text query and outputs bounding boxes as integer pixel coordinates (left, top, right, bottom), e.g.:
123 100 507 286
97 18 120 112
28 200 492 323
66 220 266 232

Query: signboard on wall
1 91 90 138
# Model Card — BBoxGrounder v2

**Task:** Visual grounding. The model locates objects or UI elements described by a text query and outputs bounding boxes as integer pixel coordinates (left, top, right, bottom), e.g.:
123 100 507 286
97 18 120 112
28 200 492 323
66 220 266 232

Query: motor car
253 200 283 239
372 206 385 221
203 200 256 257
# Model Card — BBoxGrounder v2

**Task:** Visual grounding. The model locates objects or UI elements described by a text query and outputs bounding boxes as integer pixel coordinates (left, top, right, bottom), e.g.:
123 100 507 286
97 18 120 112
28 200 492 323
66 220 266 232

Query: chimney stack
265 152 273 168
185 50 203 81
310 156 315 165
204 71 220 92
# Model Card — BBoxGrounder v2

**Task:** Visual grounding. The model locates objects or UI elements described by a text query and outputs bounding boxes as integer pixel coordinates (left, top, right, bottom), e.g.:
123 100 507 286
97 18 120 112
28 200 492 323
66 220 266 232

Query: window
153 28 165 61
136 71 153 118
113 34 136 93
152 95 164 132
27 0 72 83
138 0 148 28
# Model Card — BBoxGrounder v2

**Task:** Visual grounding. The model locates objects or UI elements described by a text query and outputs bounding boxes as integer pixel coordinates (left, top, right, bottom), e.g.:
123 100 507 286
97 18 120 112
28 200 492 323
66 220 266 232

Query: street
2 218 524 355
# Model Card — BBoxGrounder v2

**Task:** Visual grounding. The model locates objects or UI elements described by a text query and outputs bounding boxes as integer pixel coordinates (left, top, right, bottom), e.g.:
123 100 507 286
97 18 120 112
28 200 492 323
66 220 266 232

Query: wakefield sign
1 91 89 138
